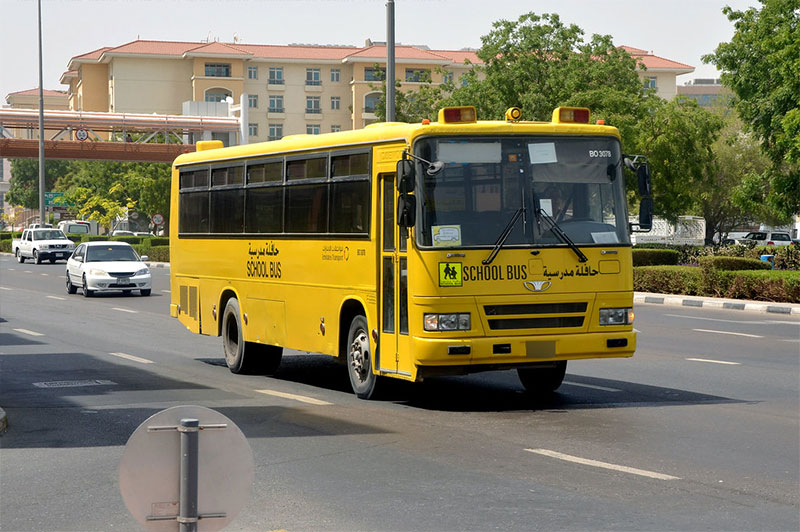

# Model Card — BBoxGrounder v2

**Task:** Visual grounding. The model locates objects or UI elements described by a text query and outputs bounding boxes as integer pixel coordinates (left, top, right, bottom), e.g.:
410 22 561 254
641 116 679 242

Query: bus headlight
424 313 471 331
599 308 634 325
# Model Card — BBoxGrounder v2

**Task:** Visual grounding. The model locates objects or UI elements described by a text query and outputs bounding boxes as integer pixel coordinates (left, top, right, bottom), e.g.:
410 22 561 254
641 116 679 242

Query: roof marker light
438 106 477 124
552 107 590 124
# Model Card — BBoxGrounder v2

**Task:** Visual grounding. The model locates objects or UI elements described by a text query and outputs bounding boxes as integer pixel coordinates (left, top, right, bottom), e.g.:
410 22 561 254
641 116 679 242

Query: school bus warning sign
439 262 462 287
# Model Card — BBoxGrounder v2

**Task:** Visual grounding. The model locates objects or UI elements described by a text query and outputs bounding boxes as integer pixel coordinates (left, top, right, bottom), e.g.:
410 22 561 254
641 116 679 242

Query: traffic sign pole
178 419 199 532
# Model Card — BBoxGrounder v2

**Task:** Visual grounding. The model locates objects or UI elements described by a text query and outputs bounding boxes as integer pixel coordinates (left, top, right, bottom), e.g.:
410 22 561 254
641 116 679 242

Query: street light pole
37 0 46 225
386 0 395 122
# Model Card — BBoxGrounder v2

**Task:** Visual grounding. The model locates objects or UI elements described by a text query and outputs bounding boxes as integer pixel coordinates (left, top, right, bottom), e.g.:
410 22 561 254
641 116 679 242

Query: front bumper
38 249 74 260
85 273 152 292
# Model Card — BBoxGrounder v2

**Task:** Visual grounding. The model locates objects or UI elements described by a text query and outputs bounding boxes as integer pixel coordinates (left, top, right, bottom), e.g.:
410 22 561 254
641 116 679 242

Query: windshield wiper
535 207 588 263
482 207 525 265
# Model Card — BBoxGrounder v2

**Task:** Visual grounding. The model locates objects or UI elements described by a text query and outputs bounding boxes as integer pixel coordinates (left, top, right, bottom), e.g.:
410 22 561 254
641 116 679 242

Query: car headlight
424 313 471 331
89 268 108 276
134 268 150 276
599 308 634 325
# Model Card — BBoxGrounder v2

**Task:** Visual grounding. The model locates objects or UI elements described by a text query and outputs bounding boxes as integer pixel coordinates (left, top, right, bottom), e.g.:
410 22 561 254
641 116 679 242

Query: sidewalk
635 292 800 316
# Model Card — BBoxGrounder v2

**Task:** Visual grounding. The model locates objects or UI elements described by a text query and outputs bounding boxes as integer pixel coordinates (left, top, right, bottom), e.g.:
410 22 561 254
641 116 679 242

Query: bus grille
484 302 587 331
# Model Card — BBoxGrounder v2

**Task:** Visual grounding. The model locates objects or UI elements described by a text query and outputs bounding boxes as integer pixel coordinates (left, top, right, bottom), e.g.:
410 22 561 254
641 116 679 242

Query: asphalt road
1 255 798 532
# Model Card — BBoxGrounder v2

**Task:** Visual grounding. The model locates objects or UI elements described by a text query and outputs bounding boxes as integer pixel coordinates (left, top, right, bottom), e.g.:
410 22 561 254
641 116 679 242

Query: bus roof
173 114 621 167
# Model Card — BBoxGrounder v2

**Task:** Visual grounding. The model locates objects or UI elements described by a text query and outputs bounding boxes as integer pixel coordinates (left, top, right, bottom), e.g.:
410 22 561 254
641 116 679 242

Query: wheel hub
350 332 370 381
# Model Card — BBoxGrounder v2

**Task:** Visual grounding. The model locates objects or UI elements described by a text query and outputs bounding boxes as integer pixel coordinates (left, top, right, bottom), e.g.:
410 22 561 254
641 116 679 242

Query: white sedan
66 241 151 297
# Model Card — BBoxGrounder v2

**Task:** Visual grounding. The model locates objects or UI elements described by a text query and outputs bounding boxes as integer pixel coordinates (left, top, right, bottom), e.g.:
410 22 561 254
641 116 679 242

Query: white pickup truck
12 228 76 264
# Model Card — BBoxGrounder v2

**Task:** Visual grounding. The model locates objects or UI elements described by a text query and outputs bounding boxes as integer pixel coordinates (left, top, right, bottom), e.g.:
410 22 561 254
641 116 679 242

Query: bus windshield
415 136 630 248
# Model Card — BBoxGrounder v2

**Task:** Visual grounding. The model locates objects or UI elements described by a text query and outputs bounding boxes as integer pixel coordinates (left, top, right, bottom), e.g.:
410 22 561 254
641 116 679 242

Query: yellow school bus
169 106 652 398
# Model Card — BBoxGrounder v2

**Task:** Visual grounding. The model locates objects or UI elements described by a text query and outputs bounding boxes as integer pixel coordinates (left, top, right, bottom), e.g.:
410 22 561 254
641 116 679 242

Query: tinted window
332 153 369 177
179 191 209 233
287 158 326 180
248 161 282 184
331 181 369 234
180 168 209 189
245 187 283 233
210 188 244 233
285 184 328 233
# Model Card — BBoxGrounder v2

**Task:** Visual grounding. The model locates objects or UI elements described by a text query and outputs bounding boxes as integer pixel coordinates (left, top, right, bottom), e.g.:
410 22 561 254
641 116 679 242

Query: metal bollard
178 418 199 532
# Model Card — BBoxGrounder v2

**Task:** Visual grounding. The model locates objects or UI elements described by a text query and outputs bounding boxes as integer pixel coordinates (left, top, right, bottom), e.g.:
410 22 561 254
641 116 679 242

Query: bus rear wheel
346 315 378 399
517 361 567 394
222 298 282 375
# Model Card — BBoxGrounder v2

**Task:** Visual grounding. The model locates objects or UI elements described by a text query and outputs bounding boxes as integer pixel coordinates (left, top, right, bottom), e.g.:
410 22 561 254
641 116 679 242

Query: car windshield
85 246 139 262
33 230 68 240
415 136 630 248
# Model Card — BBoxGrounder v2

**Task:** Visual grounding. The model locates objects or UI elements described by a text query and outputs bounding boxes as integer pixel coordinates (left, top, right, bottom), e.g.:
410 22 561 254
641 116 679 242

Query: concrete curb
635 292 800 315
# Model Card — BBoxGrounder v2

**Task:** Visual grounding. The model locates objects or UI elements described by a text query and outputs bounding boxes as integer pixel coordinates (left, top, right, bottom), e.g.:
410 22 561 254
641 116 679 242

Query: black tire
221 298 281 375
346 315 378 399
140 289 151 296
33 250 41 264
15 249 25 264
82 274 93 297
517 361 567 394
65 274 77 294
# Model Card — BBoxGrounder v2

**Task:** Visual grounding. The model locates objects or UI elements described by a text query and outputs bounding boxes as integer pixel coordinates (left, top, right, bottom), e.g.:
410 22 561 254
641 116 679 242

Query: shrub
697 256 773 271
714 270 800 303
150 237 169 247
65 235 83 244
111 236 142 245
0 232 12 241
634 266 703 295
82 235 111 242
632 249 680 266
146 245 170 262
0 240 10 253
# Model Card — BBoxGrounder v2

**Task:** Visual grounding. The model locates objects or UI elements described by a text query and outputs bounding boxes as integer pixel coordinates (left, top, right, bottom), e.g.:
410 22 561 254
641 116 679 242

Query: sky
0 0 760 101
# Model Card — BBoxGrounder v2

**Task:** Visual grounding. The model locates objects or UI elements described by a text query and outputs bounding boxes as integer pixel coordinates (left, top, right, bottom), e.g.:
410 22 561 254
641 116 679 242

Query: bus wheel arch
345 313 378 399
217 289 239 337
220 291 282 376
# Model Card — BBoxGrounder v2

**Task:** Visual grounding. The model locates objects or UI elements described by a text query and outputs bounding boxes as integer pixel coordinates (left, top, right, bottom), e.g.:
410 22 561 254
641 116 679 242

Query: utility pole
386 0 395 122
37 0 46 225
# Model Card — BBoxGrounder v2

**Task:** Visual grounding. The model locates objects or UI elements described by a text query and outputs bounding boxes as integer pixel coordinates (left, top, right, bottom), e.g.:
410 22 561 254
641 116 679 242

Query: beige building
55 39 694 143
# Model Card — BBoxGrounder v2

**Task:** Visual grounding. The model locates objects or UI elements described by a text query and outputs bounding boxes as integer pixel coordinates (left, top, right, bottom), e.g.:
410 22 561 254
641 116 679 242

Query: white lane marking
46 295 65 301
0 286 11 291
780 339 800 343
161 289 171 293
525 448 681 480
13 328 44 337
686 357 741 366
112 307 138 314
766 320 800 325
255 389 332 406
40 273 49 276
109 352 153 364
563 381 622 392
692 328 762 338
23 270 33 274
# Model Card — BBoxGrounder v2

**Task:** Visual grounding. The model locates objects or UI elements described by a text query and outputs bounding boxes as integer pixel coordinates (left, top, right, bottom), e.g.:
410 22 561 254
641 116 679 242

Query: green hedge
0 232 13 241
81 235 112 242
633 249 680 266
0 240 10 253
634 266 703 295
697 256 772 271
133 245 169 262
150 237 169 246
634 265 800 302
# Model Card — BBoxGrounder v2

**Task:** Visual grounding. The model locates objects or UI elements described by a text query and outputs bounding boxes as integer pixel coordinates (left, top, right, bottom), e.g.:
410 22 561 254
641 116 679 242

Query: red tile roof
619 46 694 71
7 88 68 97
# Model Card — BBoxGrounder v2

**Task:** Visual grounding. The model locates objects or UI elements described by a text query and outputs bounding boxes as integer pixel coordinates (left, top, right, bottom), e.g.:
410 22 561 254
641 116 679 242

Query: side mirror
140 255 149 262
636 197 653 232
397 194 416 228
397 159 415 193
637 164 652 197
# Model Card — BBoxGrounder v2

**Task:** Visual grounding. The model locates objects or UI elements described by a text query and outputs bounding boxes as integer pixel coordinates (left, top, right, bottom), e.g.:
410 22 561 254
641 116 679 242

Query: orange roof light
553 107 590 124
438 106 477 124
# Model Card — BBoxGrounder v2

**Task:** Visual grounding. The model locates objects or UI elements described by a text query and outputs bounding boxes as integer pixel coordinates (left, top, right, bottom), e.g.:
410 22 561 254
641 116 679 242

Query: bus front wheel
346 315 378 399
517 361 567 394
222 298 282 375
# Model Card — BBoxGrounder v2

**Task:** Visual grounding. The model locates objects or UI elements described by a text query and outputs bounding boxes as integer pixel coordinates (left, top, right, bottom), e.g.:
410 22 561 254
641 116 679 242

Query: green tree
62 183 135 230
124 163 172 235
700 109 773 243
704 0 800 217
638 97 723 224
5 159 71 209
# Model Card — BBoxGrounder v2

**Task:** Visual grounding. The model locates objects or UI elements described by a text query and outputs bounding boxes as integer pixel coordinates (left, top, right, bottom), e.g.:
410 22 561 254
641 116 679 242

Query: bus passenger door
379 174 412 378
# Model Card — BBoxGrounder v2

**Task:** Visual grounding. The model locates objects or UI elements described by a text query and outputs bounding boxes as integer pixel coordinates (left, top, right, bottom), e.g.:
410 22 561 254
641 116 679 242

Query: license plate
115 277 130 285
55 253 65 258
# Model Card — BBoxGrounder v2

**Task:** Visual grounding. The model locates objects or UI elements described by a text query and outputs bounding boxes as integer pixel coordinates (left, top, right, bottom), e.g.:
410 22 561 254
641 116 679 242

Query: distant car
65 241 151 297
736 231 793 247
12 228 75 264
111 230 136 236
28 223 54 229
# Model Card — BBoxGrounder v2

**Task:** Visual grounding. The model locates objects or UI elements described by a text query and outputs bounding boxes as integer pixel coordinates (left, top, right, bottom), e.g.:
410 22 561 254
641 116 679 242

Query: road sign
152 213 164 226
44 192 64 207
75 128 88 141
119 405 254 532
